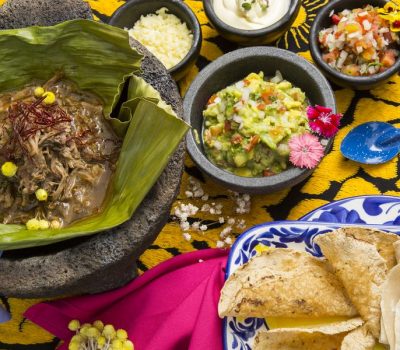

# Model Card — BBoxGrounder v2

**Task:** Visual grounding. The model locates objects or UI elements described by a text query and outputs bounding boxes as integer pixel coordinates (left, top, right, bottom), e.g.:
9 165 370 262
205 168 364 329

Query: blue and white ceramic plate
223 219 400 350
300 195 400 224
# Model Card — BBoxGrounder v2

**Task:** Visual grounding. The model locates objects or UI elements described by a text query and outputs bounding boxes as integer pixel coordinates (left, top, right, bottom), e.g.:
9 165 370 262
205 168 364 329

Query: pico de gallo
319 5 400 76
202 72 309 178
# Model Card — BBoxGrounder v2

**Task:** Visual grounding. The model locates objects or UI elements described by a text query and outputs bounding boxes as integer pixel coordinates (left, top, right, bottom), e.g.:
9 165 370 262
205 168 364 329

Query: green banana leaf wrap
0 20 190 250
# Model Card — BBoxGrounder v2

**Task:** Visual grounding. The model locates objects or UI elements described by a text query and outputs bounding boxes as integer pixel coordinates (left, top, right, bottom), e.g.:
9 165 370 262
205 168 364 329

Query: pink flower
307 105 342 138
289 133 325 169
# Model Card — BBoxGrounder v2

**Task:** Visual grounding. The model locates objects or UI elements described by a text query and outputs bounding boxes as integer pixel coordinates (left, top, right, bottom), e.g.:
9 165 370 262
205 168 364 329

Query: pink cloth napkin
25 248 228 350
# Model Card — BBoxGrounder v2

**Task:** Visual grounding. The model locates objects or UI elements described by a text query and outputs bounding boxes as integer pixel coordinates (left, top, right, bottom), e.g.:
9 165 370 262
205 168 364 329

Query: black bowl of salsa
310 0 400 90
184 47 336 194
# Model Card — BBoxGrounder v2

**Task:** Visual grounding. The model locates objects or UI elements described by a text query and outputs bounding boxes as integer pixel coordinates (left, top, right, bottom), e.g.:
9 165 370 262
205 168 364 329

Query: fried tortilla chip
253 318 363 350
218 249 357 318
393 240 400 264
253 331 345 350
341 325 375 350
315 229 388 339
380 263 400 348
335 227 399 269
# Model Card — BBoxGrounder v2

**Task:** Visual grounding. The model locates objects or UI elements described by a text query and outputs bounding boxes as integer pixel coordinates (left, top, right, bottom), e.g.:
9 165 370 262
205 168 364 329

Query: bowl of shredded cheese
110 0 202 81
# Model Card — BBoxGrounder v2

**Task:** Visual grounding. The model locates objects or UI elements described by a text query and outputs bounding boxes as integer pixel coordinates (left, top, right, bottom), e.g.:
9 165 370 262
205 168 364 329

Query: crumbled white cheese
128 7 193 70
216 241 225 248
183 232 192 241
227 218 236 225
224 237 233 245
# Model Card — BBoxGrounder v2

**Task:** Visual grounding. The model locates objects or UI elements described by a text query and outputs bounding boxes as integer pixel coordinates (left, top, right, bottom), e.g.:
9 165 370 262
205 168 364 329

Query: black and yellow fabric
1 0 400 348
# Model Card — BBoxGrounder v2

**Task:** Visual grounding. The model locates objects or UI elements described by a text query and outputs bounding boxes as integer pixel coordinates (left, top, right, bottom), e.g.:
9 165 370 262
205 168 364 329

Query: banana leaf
0 20 189 250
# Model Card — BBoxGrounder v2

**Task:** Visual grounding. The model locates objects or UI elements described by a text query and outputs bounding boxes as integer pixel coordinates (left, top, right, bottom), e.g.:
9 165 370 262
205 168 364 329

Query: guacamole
202 72 309 177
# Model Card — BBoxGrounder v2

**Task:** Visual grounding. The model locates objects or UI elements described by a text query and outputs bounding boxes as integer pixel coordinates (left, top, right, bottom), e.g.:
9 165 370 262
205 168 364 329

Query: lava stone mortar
310 0 400 90
184 47 336 194
0 0 185 298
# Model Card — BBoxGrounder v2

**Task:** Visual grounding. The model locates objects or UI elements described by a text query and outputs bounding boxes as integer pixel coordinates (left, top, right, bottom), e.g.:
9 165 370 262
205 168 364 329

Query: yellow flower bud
70 334 83 343
38 220 50 230
34 87 45 97
68 320 81 332
123 340 134 350
111 339 123 350
80 325 91 336
93 320 104 331
26 218 41 231
43 91 56 105
86 327 100 338
97 336 106 348
1 161 18 177
68 341 80 350
103 324 116 338
35 188 48 201
116 329 128 340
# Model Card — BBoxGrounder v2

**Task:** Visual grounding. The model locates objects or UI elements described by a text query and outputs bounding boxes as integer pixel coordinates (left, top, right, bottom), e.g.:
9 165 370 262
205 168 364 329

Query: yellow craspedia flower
68 319 81 331
34 86 45 97
93 320 104 331
43 91 56 105
86 327 100 338
103 324 116 338
68 341 80 350
123 340 134 350
70 334 83 343
38 220 50 230
111 339 123 350
97 336 106 348
26 218 41 231
116 329 128 340
1 161 18 177
35 188 48 201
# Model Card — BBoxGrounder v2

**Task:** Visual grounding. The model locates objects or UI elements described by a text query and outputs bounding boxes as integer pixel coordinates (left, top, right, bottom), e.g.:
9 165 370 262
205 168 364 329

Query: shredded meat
0 75 121 226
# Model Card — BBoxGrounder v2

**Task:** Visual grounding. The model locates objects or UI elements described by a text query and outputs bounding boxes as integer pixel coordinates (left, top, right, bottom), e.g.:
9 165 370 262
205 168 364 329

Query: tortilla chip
335 227 399 269
380 315 389 345
253 318 365 350
393 240 400 264
394 301 400 350
380 263 400 347
253 331 345 350
315 230 387 339
218 249 357 318
267 317 363 335
340 325 375 350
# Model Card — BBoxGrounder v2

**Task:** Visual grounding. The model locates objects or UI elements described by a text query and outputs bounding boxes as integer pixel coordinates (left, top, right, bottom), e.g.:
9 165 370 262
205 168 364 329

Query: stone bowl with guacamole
184 47 336 194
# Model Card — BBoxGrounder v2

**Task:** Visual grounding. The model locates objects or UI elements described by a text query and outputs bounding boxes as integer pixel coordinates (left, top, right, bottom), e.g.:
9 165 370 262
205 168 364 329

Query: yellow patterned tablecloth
1 0 400 349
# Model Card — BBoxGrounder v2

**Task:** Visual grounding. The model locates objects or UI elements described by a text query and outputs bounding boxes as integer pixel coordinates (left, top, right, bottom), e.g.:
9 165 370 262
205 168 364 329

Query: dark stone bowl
109 0 202 81
310 0 400 90
184 47 336 194
0 0 185 298
203 0 300 46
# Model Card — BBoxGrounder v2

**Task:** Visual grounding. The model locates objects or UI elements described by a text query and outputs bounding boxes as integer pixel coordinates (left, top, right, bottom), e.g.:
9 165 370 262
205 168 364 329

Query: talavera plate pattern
224 194 400 350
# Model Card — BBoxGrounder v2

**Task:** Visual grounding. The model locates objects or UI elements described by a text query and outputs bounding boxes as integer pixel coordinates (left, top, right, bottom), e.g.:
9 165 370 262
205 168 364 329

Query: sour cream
213 0 290 30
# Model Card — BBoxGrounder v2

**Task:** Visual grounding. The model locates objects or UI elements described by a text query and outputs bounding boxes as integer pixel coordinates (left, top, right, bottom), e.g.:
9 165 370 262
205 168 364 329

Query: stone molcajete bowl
184 47 336 194
0 0 185 298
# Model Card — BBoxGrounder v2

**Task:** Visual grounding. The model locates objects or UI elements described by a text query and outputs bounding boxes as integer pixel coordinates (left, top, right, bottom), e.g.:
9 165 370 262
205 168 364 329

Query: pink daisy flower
289 133 325 169
307 105 343 138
